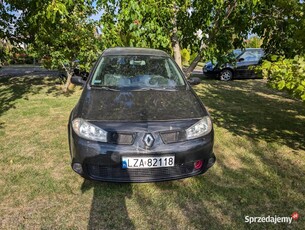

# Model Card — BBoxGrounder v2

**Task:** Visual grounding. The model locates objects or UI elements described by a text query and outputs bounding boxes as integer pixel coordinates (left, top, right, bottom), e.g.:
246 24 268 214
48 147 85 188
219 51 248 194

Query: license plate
122 156 175 169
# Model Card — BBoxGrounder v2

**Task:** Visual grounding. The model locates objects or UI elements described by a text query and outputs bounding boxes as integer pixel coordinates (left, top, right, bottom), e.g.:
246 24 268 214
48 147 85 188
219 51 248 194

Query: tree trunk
184 53 203 79
184 41 208 78
63 71 72 93
172 33 182 68
171 4 182 68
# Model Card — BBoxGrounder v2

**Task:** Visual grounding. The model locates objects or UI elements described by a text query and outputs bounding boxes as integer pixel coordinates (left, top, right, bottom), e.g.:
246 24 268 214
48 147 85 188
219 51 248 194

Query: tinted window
91 56 185 88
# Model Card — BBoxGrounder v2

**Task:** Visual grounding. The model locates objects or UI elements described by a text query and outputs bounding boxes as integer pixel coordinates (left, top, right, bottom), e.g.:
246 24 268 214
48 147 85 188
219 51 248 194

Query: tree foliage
0 40 12 65
4 0 101 91
97 0 261 76
98 0 174 51
245 36 262 48
0 1 14 40
258 56 305 102
252 0 305 101
179 0 260 77
180 48 190 65
2 0 305 96
253 0 305 58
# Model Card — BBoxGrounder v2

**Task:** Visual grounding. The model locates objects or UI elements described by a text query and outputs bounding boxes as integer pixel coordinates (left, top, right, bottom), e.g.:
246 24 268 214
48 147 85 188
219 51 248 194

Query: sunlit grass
0 76 304 229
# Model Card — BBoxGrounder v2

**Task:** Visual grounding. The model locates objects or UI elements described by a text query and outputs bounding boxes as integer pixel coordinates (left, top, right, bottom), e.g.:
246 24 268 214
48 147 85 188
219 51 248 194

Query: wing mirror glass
71 76 86 86
187 77 201 85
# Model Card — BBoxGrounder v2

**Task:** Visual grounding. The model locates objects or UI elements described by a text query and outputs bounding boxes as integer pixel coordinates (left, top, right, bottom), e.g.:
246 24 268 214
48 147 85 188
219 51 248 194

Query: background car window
239 50 263 62
91 56 185 88
233 49 243 57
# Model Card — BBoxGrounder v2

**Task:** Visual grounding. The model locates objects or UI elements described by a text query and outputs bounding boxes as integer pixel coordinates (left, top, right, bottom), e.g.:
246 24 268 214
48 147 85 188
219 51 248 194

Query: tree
98 0 261 75
172 3 182 68
0 39 13 65
3 0 304 97
178 0 260 77
245 36 262 48
258 56 305 102
252 0 305 102
3 0 261 79
0 1 14 40
32 2 100 91
252 0 305 58
97 0 174 51
3 0 100 91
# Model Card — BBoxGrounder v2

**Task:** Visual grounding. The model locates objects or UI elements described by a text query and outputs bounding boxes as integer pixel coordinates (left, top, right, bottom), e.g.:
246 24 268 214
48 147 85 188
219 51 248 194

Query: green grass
0 76 304 229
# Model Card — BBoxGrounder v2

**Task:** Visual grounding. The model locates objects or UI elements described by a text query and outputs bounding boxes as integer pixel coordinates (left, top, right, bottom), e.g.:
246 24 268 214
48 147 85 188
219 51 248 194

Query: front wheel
220 69 233 81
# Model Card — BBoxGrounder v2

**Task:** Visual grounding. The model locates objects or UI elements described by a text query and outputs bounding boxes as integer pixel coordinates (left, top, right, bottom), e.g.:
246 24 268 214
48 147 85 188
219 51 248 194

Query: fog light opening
194 160 203 170
73 163 83 174
207 157 216 167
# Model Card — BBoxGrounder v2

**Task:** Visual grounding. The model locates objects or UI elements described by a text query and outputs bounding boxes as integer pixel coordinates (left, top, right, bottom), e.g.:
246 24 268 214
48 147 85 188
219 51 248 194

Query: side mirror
71 76 86 86
238 58 245 62
187 77 201 85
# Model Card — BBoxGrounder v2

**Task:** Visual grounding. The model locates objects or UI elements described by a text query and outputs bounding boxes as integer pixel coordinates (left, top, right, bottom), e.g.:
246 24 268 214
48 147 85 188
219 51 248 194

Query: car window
239 50 263 62
233 49 243 57
91 55 185 88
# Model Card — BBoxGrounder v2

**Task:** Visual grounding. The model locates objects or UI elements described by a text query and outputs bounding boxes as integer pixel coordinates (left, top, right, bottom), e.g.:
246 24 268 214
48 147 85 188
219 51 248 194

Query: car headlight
186 116 212 140
72 118 107 142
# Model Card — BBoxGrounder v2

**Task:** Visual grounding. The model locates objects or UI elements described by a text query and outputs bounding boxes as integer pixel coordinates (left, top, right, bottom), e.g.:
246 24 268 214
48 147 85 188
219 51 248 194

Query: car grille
160 131 186 144
108 132 135 145
85 162 199 182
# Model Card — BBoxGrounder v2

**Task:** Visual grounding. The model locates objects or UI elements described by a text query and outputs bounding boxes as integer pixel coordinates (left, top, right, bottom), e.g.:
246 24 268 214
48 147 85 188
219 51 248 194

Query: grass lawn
0 76 304 229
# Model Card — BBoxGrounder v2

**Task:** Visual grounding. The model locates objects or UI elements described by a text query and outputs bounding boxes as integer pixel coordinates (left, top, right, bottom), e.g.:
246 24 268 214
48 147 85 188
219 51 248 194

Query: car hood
204 61 216 69
76 88 207 121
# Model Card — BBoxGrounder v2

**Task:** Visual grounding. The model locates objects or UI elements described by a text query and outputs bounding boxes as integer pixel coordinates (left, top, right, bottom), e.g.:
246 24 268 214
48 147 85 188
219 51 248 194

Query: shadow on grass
75 79 305 229
124 80 305 229
0 76 74 118
194 79 305 150
153 139 304 229
81 180 134 230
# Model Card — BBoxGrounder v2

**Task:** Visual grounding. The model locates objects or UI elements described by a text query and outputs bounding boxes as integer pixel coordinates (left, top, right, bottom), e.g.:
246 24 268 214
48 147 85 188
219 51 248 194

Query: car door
235 49 263 78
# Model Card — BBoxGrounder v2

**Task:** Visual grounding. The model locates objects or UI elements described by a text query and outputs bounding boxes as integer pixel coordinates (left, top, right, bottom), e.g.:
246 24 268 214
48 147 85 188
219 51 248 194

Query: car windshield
233 49 243 57
91 55 185 89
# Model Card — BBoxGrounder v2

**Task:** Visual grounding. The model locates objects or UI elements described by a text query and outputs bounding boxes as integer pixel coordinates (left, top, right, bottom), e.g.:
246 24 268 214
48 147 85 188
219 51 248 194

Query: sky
91 0 103 21
90 9 103 21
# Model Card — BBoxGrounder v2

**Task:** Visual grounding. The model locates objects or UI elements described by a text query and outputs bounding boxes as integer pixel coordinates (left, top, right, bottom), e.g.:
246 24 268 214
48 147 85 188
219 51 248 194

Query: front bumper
203 68 220 78
69 126 216 182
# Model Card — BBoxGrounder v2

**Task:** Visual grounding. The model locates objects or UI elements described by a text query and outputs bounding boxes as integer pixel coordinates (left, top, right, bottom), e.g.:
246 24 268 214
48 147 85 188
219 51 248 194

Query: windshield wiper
92 85 120 91
131 87 178 91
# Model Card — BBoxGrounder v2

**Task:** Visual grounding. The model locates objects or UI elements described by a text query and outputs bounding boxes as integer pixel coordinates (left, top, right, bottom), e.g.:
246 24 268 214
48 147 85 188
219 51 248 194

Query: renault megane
68 47 216 182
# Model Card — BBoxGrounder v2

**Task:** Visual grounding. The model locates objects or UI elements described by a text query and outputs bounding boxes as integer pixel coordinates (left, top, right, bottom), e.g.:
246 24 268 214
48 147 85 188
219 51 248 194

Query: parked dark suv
203 48 264 81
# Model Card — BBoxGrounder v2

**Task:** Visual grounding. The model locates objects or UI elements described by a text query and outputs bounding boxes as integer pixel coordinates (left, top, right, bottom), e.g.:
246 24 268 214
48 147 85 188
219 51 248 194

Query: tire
220 69 233 81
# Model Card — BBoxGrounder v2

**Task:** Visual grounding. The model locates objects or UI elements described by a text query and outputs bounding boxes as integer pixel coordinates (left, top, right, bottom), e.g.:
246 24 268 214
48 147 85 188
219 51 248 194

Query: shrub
259 55 305 102
181 48 190 66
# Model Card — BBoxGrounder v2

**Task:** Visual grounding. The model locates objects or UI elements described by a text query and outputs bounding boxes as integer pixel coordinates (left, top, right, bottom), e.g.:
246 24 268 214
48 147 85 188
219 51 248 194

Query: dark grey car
68 47 216 182
203 48 264 81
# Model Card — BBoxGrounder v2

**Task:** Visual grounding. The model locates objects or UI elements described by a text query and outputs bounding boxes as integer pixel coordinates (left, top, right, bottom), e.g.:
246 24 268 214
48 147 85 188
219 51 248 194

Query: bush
259 55 305 101
181 48 190 66
190 51 198 63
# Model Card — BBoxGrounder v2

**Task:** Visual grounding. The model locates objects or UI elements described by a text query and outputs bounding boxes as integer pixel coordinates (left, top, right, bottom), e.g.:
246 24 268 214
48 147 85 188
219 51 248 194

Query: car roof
101 47 169 57
234 48 263 51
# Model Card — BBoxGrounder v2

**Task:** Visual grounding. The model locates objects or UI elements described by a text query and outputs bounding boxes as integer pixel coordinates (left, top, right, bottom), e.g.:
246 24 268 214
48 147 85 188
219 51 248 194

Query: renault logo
143 133 154 147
